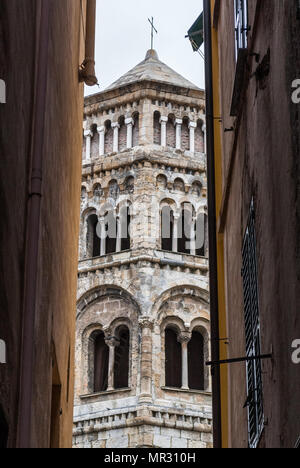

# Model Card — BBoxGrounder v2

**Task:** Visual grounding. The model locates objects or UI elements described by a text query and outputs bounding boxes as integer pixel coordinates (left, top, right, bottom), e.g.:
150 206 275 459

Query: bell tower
74 50 212 449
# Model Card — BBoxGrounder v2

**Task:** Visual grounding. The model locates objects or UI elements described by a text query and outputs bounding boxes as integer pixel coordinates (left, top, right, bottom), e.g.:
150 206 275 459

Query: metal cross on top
148 17 158 50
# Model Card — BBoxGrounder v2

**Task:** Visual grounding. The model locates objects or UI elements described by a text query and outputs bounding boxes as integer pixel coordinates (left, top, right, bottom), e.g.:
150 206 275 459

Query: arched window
156 174 167 190
124 176 134 194
0 405 8 448
132 112 139 147
93 183 102 201
165 328 182 388
87 214 100 258
153 111 161 145
120 205 131 251
104 120 113 154
188 331 205 391
195 120 204 153
161 205 174 252
166 114 176 148
90 123 99 159
93 331 109 393
108 180 119 200
118 116 127 152
114 326 130 389
195 213 206 257
178 205 193 255
105 210 117 254
181 117 190 151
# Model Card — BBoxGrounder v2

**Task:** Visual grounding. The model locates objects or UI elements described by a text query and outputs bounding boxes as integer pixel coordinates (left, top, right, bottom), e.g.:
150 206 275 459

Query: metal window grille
235 0 249 59
242 201 264 448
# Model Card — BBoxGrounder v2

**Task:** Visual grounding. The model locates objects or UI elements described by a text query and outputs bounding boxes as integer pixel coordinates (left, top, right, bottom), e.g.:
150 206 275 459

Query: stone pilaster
139 318 154 403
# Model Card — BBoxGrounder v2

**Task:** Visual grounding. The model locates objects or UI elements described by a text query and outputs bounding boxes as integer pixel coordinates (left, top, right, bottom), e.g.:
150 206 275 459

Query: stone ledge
80 387 131 400
161 386 212 396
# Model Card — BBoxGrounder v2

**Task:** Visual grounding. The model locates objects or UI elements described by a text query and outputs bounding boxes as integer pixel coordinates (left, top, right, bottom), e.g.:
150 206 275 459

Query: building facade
204 0 300 448
73 50 213 449
0 0 96 448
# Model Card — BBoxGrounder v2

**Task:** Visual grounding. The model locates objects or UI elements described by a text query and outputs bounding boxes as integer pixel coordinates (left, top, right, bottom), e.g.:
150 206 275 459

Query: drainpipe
16 0 51 448
203 0 222 448
79 0 98 86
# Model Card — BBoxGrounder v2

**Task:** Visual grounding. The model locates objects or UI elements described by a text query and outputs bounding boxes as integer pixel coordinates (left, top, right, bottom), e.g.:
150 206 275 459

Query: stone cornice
84 80 205 115
81 147 206 178
78 250 209 277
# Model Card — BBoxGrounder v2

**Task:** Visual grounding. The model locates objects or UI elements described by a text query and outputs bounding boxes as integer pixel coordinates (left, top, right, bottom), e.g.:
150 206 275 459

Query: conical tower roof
105 49 200 92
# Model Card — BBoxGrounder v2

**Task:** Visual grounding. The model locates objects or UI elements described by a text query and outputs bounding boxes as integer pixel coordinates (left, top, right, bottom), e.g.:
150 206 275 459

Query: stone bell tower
73 50 212 449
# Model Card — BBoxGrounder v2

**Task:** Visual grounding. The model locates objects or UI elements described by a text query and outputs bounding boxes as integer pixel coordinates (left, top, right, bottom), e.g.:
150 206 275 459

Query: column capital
159 116 168 124
189 121 197 129
178 331 192 344
105 336 120 348
111 122 120 129
84 129 93 138
139 318 154 331
175 118 183 126
97 125 105 133
125 117 134 126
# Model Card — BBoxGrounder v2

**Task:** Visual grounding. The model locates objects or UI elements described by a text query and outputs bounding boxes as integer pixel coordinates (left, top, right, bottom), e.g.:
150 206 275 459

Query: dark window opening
178 209 192 255
106 211 117 254
153 111 161 145
188 331 204 391
87 214 100 258
114 328 130 389
121 207 131 251
161 206 173 252
94 332 109 393
196 213 206 257
165 328 182 388
0 405 8 449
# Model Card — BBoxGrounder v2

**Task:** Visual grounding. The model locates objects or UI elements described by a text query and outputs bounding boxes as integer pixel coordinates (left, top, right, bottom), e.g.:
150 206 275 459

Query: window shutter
242 202 264 448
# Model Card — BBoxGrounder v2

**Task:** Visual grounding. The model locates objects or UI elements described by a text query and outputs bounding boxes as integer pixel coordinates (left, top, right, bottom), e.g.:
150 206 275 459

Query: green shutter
187 12 204 51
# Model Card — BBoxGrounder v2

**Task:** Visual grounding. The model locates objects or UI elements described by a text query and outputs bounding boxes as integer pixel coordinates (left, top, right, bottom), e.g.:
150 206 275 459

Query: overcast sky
85 0 204 96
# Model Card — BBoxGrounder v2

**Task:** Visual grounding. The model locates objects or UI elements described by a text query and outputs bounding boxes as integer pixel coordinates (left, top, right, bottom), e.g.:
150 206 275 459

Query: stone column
84 130 93 161
160 116 168 147
116 215 122 253
202 123 207 153
178 332 192 390
105 336 120 392
189 121 197 153
190 217 196 256
97 126 105 157
112 122 120 153
175 118 183 150
139 318 154 403
125 117 134 149
172 213 180 253
99 216 106 256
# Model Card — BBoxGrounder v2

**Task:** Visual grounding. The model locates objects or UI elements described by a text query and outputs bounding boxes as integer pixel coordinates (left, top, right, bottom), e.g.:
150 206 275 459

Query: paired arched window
165 327 205 391
91 327 130 393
